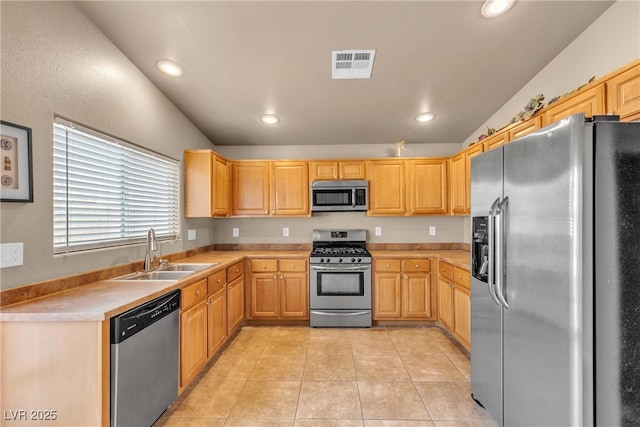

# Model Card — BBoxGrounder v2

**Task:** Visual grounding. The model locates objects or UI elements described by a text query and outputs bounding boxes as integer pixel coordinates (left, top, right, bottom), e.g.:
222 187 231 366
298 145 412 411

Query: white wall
461 0 640 242
0 2 215 289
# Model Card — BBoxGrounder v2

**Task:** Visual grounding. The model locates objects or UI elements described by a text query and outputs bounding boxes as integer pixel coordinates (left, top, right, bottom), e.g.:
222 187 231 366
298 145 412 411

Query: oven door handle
310 265 371 271
311 310 371 317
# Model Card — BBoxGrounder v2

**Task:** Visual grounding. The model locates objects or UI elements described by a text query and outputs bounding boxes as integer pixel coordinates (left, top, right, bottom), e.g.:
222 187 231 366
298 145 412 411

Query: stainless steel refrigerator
470 113 640 426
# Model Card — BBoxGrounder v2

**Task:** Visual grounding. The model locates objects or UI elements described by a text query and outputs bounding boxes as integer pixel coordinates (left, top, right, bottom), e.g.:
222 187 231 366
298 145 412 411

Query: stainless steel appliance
310 180 368 212
470 114 640 426
110 289 180 427
309 229 372 327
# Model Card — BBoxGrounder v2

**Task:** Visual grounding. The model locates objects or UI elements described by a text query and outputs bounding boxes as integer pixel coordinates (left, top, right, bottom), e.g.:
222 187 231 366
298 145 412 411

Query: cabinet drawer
251 259 278 273
182 279 207 310
438 261 453 281
279 259 307 272
401 259 430 272
227 261 244 281
375 259 401 272
208 269 226 294
453 267 470 290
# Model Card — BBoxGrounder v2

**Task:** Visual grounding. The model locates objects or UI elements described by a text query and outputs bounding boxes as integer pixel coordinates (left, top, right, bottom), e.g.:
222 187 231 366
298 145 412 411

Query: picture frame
1 120 33 202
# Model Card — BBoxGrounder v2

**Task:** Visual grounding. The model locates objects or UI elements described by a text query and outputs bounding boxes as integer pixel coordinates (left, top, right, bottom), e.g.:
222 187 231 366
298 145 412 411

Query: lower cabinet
180 261 245 390
249 258 308 320
437 260 471 350
374 258 434 320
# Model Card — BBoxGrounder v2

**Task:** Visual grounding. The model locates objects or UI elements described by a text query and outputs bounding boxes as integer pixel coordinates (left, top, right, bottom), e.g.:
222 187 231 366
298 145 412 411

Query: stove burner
311 247 369 256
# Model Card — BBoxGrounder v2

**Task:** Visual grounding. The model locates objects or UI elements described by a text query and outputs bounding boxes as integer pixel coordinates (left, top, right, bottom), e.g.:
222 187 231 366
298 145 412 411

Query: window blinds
53 118 180 254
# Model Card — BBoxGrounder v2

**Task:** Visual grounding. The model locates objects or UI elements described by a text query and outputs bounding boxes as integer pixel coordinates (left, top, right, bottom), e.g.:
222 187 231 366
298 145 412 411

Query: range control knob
320 258 325 263
338 258 343 263
351 258 356 262
357 258 361 263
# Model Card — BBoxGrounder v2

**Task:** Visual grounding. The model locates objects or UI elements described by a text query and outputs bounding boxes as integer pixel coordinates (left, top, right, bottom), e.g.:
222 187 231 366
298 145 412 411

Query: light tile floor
155 326 498 427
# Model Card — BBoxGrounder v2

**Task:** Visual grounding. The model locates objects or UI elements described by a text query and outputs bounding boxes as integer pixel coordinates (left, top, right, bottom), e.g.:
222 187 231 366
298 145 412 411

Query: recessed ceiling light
481 0 515 18
260 114 279 125
415 112 436 123
157 60 183 77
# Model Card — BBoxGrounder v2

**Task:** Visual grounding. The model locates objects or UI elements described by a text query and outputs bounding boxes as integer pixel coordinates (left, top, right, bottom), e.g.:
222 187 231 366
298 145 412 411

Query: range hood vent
332 50 376 79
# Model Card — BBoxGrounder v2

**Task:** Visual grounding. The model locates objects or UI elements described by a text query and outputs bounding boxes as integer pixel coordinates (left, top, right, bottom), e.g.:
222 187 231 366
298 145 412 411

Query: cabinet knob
196 290 200 296
385 264 390 268
404 275 408 279
415 264 419 268
217 279 221 283
458 275 462 279
397 275 401 279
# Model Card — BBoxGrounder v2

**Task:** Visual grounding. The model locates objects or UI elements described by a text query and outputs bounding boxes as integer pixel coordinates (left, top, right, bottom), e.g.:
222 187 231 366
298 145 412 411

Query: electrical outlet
0 242 24 268
429 226 436 236
283 227 289 237
187 229 196 240
232 228 239 237
375 226 382 236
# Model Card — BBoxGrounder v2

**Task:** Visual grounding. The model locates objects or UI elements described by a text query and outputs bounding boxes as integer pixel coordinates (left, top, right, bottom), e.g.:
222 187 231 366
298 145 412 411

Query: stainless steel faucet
144 228 158 271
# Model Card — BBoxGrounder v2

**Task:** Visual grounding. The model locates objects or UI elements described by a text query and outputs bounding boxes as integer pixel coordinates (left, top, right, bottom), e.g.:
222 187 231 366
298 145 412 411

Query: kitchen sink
159 263 218 272
115 270 195 281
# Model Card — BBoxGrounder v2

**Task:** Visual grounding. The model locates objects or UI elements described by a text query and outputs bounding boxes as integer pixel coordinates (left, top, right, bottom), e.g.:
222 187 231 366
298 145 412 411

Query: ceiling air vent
332 50 376 79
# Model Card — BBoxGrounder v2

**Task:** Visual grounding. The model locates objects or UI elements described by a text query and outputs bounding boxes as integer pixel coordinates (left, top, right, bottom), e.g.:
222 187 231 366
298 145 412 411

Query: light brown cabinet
543 83 606 125
508 116 542 141
180 279 208 388
606 60 640 122
226 261 245 335
482 128 509 152
309 160 366 180
367 159 407 215
408 159 448 215
437 260 470 350
451 143 483 215
206 269 227 357
249 258 308 320
231 161 309 216
374 258 433 320
184 150 229 217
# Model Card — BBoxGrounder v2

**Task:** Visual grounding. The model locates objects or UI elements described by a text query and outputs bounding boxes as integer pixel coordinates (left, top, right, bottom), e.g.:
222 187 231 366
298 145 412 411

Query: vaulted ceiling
76 1 613 146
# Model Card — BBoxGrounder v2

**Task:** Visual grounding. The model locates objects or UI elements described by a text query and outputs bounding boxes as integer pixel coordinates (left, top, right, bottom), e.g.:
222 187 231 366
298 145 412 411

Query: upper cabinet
606 60 640 122
184 150 229 218
408 159 448 215
309 160 366 180
542 83 605 125
367 159 407 215
231 160 310 217
451 143 483 216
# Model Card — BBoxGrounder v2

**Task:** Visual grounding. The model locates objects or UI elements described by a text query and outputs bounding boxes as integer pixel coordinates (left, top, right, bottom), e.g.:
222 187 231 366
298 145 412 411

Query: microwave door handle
488 198 502 307
495 197 510 309
352 188 356 207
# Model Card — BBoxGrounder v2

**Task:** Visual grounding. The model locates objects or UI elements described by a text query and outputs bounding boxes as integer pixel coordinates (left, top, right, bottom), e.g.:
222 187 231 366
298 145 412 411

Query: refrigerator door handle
487 198 503 307
495 196 510 309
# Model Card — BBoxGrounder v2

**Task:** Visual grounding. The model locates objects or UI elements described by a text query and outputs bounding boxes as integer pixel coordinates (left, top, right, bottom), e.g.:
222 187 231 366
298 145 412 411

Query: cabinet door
309 161 338 180
251 273 279 318
339 161 366 179
483 131 509 152
606 62 640 121
213 155 229 217
180 300 208 388
409 159 448 215
207 287 227 358
402 273 432 318
279 273 309 319
508 116 541 142
374 273 402 319
437 277 454 332
271 161 309 216
227 277 245 335
231 161 270 216
450 153 466 215
367 160 407 215
184 150 214 218
465 143 484 213
453 285 471 350
543 84 605 125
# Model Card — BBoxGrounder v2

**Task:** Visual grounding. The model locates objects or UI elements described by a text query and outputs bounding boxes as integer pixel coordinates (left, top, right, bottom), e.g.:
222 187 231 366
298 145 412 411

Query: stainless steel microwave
310 180 368 212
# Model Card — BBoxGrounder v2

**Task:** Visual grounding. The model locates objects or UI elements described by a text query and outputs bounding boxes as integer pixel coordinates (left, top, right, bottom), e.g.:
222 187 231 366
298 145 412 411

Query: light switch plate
429 226 436 236
375 226 382 236
1 242 24 268
187 229 196 240
232 228 239 237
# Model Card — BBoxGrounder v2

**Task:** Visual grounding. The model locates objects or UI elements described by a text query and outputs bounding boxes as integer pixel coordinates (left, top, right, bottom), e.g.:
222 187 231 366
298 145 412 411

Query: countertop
0 249 469 322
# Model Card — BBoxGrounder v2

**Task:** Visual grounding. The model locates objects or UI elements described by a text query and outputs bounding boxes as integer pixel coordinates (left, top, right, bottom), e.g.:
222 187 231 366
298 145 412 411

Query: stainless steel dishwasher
110 289 180 427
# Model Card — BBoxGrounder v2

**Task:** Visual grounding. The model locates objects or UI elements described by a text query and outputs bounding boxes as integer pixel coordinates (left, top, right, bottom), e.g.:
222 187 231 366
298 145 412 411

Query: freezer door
470 147 504 426
502 114 590 426
594 121 640 426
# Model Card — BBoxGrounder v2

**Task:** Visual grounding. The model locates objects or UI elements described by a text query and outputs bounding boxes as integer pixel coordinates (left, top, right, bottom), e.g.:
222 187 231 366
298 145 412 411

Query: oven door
309 264 371 310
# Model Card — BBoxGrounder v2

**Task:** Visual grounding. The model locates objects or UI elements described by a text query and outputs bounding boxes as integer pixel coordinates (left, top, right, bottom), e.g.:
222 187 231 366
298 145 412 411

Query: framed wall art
1 120 33 202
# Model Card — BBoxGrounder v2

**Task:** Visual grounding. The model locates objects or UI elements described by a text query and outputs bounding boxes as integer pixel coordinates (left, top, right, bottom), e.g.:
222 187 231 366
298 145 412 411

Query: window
53 118 180 254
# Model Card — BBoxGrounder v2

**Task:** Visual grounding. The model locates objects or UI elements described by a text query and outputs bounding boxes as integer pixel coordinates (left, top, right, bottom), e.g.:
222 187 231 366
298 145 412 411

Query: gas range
310 230 371 264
